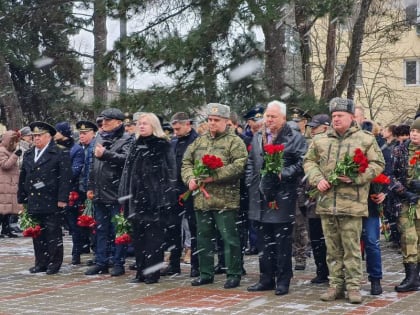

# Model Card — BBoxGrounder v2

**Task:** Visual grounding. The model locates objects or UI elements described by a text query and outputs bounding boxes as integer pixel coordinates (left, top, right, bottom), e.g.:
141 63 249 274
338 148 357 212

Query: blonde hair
136 113 166 138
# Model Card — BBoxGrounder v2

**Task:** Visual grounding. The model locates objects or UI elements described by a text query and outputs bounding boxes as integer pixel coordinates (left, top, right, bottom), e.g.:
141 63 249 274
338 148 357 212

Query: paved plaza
0 234 419 314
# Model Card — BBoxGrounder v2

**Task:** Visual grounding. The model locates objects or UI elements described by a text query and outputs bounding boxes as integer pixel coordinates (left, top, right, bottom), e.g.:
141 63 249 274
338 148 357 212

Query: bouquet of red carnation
259 144 285 209
77 199 96 230
179 154 224 205
19 208 42 238
112 212 131 245
328 148 368 185
370 173 391 241
261 144 285 175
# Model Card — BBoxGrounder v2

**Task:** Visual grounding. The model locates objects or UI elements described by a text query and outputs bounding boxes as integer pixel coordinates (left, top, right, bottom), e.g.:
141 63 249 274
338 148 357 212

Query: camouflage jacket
181 130 248 211
303 123 385 217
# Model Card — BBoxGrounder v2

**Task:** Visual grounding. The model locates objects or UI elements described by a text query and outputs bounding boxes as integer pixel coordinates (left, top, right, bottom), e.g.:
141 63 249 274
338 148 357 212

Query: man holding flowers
245 100 307 296
181 103 248 289
304 98 384 304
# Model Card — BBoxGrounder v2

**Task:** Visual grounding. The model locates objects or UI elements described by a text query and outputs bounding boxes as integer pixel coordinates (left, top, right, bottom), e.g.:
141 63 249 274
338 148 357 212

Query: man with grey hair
246 100 307 296
182 103 248 289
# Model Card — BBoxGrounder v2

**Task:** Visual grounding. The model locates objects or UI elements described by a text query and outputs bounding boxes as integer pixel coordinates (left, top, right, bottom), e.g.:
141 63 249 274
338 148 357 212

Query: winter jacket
0 131 21 215
119 135 177 221
304 123 385 217
56 137 85 191
17 140 72 214
246 123 307 223
181 130 248 211
88 125 133 204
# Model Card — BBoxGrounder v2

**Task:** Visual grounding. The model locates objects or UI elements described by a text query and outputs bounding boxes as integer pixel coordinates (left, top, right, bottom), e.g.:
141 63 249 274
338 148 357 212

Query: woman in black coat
119 112 177 284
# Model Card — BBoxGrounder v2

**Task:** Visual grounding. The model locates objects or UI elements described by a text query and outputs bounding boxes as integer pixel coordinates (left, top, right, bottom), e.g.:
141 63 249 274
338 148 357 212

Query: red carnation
115 233 132 245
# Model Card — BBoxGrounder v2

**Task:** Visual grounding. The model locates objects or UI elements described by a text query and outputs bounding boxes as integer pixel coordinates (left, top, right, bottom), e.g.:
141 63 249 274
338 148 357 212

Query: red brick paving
130 287 264 308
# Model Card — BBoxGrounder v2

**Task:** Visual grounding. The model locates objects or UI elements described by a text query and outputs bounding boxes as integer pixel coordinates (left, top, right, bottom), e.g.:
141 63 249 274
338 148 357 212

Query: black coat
246 123 307 223
17 140 72 214
88 125 133 204
119 135 178 221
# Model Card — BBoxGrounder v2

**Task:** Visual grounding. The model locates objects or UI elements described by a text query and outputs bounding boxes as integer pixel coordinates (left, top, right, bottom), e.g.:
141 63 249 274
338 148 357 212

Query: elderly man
304 98 384 303
85 108 133 276
181 103 248 289
18 121 72 274
246 100 307 296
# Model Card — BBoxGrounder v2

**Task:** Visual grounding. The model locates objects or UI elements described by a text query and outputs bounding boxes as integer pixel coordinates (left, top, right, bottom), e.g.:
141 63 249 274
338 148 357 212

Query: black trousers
184 207 199 271
256 221 294 286
32 212 64 271
308 218 328 278
163 205 183 269
131 219 164 281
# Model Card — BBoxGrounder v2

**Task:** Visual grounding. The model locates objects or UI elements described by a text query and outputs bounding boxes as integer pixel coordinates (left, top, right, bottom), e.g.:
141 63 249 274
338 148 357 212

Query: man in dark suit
18 121 72 275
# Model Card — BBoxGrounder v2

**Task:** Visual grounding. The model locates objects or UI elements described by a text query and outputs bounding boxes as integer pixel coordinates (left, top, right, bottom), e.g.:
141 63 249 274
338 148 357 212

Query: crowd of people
1 99 420 305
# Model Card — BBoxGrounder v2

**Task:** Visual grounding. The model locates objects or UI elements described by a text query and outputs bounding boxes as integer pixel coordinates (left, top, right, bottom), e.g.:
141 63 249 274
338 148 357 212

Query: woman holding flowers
245 100 307 296
304 98 384 304
118 112 177 284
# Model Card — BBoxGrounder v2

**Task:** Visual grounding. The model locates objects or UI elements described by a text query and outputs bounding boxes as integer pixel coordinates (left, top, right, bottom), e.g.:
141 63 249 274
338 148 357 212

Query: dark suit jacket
18 140 72 214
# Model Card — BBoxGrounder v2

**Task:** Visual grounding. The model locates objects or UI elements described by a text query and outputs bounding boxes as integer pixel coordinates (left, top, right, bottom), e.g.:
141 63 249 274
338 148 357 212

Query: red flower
261 144 285 175
263 144 285 155
22 225 41 238
372 173 391 185
115 233 132 245
77 214 96 229
328 148 369 185
202 154 224 170
68 191 80 206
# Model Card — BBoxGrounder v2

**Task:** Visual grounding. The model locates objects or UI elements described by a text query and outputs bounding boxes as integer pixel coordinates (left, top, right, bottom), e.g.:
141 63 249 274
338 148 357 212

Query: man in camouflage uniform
393 117 420 292
181 103 248 289
304 98 384 304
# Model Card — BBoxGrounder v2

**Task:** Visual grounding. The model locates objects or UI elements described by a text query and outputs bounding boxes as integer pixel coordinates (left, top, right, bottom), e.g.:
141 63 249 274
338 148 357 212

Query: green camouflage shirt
181 130 248 211
303 123 385 216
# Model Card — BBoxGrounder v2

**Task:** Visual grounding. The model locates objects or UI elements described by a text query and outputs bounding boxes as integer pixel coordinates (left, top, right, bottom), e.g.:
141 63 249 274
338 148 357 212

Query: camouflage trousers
320 215 363 291
293 206 309 264
398 203 420 263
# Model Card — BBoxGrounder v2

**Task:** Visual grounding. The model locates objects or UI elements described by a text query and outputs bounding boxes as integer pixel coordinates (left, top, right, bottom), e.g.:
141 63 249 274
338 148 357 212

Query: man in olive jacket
181 103 248 289
18 122 72 275
304 98 384 304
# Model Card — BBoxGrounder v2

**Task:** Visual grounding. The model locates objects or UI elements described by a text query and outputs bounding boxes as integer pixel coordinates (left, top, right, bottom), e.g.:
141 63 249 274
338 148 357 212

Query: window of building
405 60 420 85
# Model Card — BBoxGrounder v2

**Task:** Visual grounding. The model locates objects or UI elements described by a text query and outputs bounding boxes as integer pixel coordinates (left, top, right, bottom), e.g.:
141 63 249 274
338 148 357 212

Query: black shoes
224 278 240 289
190 268 200 278
130 272 145 283
370 279 383 295
1 232 18 238
71 255 81 265
247 282 275 292
191 277 214 286
311 275 329 284
245 247 258 255
129 262 137 270
294 262 306 270
110 265 125 276
46 268 60 275
275 285 289 295
85 264 109 275
29 266 47 273
160 265 181 276
144 278 158 284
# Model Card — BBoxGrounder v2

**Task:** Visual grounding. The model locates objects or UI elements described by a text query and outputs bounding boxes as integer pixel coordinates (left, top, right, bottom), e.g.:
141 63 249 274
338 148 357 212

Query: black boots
370 278 383 295
395 263 419 292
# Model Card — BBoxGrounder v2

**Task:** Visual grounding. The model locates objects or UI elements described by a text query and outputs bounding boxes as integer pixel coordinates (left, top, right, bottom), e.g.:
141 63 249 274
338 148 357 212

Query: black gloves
404 191 419 204
14 149 22 157
410 180 420 193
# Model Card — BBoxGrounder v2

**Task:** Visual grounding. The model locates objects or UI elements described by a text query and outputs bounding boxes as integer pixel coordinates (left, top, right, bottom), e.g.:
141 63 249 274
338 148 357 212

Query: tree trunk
330 0 373 100
320 15 337 101
93 0 108 105
0 53 23 129
263 22 287 99
295 2 315 97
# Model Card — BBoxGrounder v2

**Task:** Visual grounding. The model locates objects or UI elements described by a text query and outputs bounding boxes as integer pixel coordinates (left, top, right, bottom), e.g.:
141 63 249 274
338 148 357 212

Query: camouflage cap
206 103 230 119
329 97 355 114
